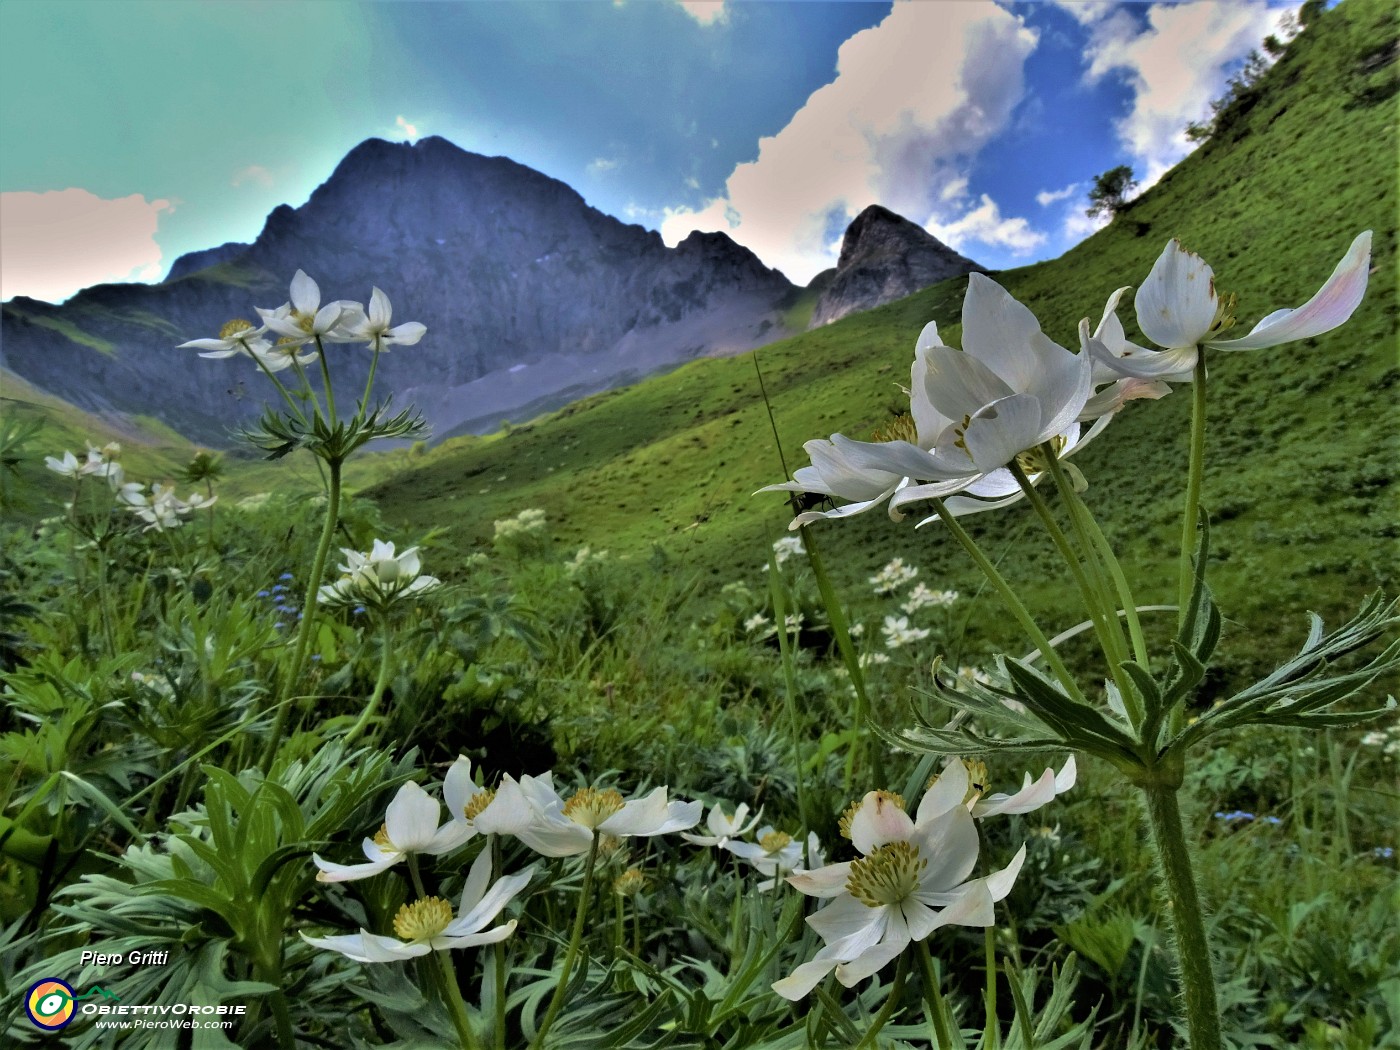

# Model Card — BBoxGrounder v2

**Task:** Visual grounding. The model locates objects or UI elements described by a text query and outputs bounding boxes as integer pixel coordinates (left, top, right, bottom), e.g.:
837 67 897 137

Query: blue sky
0 0 1299 303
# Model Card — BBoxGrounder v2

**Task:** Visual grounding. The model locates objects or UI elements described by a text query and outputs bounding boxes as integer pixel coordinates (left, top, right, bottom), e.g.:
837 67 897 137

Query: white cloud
676 1 728 27
1061 205 1109 242
588 157 621 175
1085 1 1297 186
231 165 274 189
928 193 1046 256
396 115 420 140
1051 1 1118 26
1036 182 1079 207
0 189 173 303
660 2 1038 283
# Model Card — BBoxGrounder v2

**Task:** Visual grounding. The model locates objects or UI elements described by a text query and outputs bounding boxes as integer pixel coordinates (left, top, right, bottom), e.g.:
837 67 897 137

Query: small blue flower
353 606 365 616
311 654 322 662
279 573 294 581
1373 847 1395 860
271 584 287 594
1214 810 1254 823
256 590 271 598
273 622 285 629
1262 815 1282 826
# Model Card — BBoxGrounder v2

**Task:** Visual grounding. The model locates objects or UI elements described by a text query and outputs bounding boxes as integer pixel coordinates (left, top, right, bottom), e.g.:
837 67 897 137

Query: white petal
960 273 1072 392
913 808 980 890
1135 240 1217 349
368 287 391 328
386 321 427 346
916 759 969 825
290 270 320 314
434 919 518 951
787 861 854 898
835 938 907 987
442 757 477 822
807 893 882 943
384 782 443 851
848 792 915 855
452 865 535 932
1209 231 1371 350
312 851 401 883
600 786 671 835
919 343 1015 422
962 394 1043 473
772 958 839 1001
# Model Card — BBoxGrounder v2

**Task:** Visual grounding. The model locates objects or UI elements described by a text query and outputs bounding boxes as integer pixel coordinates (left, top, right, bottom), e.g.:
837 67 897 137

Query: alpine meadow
0 2 1396 1049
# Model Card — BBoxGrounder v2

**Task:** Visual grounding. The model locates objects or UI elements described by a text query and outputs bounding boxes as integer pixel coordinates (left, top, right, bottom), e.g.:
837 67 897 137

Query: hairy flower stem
1048 461 1149 666
799 525 881 788
1009 462 1133 705
915 941 956 1047
262 458 342 772
532 833 601 1050
437 950 482 1050
853 951 910 1050
1142 780 1223 1050
769 563 814 830
343 620 394 746
1179 352 1209 632
929 498 1087 705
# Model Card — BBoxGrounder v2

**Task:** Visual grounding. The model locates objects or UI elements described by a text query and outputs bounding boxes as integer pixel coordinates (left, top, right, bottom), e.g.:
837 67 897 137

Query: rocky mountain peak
809 204 982 328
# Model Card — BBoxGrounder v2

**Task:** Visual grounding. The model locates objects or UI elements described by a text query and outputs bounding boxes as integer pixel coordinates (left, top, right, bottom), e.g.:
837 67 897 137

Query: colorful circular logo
25 978 76 1031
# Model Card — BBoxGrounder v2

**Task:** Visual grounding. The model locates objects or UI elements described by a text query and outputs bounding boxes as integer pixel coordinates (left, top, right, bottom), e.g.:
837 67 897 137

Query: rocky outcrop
1 137 797 444
809 205 982 328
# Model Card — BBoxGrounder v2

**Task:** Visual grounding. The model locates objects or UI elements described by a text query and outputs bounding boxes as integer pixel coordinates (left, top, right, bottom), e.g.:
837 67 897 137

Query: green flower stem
343 618 394 747
437 950 483 1050
492 839 508 1050
929 498 1087 706
262 458 342 772
1008 462 1132 703
316 336 338 426
1049 462 1149 666
799 525 881 788
250 352 309 426
853 951 910 1050
1179 351 1209 631
984 926 999 1047
251 954 297 1049
770 565 813 830
531 833 601 1050
93 539 118 658
408 855 428 899
360 346 383 415
1141 779 1222 1050
915 941 955 1048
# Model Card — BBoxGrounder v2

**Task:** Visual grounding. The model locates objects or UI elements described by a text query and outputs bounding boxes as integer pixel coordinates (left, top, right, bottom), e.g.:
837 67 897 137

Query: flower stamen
562 787 626 829
846 841 927 908
392 897 453 942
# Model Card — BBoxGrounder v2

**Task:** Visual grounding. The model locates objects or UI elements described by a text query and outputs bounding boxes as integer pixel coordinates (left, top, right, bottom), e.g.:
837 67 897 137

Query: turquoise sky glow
0 0 1300 303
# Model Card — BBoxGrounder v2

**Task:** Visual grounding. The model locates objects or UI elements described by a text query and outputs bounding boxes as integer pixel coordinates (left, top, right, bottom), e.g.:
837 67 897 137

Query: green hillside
365 0 1398 683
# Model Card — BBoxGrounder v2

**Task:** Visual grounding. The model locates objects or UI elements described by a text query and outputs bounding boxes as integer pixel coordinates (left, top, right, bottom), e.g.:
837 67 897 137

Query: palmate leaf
1166 593 1400 755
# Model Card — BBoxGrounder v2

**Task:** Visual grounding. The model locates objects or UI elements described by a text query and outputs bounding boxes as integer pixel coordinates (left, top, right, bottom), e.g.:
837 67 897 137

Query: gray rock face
1 136 796 444
809 205 982 328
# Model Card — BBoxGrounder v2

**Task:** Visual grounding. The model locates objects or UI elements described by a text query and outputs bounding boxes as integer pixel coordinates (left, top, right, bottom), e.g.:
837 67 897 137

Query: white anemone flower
724 825 806 878
488 778 701 858
177 319 271 361
255 269 361 346
44 451 83 478
318 539 441 611
681 802 762 848
756 435 907 529
773 801 1024 1000
302 850 533 962
312 781 473 883
119 482 214 532
924 755 1078 819
1088 231 1372 381
345 287 428 353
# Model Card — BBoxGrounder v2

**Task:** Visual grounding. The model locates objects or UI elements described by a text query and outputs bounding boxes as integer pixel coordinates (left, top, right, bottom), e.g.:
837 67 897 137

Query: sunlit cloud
1036 182 1079 207
1 189 173 303
676 2 728 27
588 157 621 175
660 3 1038 283
231 165 274 189
1080 1 1297 187
396 115 420 141
928 193 1046 256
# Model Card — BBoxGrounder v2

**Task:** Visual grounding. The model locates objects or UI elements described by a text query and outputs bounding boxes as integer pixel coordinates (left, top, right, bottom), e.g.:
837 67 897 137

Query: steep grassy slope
364 1 1397 682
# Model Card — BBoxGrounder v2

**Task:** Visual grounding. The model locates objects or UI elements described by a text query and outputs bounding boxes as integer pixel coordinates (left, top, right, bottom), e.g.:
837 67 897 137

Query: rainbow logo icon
25 978 77 1031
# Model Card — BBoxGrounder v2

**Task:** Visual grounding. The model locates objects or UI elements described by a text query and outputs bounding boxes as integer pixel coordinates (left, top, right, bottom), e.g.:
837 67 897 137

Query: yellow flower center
1206 290 1237 339
371 823 396 851
219 319 255 340
838 790 906 841
1014 435 1068 476
846 841 927 908
464 789 496 822
759 830 792 854
871 413 918 444
613 868 647 897
392 897 453 942
562 787 626 829
927 759 989 804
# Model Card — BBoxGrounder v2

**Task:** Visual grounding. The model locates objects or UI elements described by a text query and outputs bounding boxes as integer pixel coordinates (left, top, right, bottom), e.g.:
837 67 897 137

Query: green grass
2 309 116 356
364 1 1398 685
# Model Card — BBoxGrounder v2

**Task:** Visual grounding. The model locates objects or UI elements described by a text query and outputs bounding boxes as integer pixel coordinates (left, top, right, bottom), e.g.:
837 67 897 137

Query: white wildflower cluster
881 615 931 650
772 756 1075 999
563 545 609 577
493 507 548 540
743 613 770 634
682 804 824 891
761 233 1371 527
901 583 959 613
1360 723 1400 759
771 535 806 566
305 758 699 962
119 482 217 532
178 271 425 374
317 539 440 612
869 558 918 595
45 442 125 488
